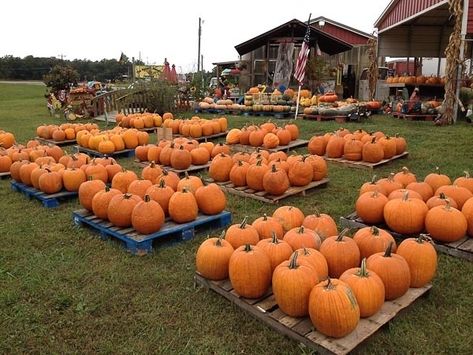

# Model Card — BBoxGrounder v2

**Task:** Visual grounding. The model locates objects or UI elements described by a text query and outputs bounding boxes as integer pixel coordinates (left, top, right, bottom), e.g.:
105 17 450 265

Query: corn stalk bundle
367 37 378 100
444 0 463 124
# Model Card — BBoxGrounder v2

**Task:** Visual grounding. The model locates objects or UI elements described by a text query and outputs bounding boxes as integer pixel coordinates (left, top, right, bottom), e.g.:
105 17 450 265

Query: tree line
0 54 144 82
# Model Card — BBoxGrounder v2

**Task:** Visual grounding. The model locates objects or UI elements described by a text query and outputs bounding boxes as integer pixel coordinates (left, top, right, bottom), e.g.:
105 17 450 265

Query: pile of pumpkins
387 75 445 86
115 112 172 129
10 149 123 194
198 97 243 111
135 138 229 169
356 167 473 243
162 116 228 138
0 130 16 149
226 121 300 148
79 169 226 235
76 127 149 154
196 205 437 338
208 150 328 196
308 128 407 163
1 140 65 173
36 123 99 142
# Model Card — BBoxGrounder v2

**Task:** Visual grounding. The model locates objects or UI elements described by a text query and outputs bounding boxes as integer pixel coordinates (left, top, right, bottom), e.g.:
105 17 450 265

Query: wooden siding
318 23 370 45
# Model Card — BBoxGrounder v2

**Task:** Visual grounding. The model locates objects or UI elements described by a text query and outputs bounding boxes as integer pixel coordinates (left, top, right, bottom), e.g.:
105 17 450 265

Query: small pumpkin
435 184 473 209
353 226 397 259
131 195 165 234
393 167 417 187
262 165 290 196
426 192 458 209
283 225 321 250
366 243 411 300
384 191 428 234
111 169 138 193
454 171 473 193
225 216 260 249
209 153 234 182
359 175 387 196
294 247 328 282
340 258 385 318
177 172 204 194
194 183 226 215
168 188 198 223
107 193 142 227
425 202 467 242
302 209 338 240
79 178 106 211
288 156 313 186
308 278 360 338
229 244 272 298
424 167 452 192
127 179 153 199
229 160 250 187
91 186 121 220
257 232 294 272
196 231 235 280
252 214 284 240
397 234 437 288
320 229 361 278
272 251 318 317
145 179 175 215
273 205 305 232
362 137 384 163
141 161 163 182
63 167 86 192
355 190 388 224
246 160 269 191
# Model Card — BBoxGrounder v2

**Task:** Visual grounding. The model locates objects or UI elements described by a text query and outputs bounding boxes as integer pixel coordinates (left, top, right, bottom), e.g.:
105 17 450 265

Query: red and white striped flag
294 21 311 85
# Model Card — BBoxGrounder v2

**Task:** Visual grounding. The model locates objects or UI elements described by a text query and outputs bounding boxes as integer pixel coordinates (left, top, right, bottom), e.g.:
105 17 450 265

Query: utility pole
197 17 202 74
58 54 66 61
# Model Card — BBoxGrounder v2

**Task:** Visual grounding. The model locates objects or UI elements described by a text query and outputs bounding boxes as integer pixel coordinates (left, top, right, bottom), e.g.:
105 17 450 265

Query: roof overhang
310 16 374 40
377 1 456 57
234 19 352 56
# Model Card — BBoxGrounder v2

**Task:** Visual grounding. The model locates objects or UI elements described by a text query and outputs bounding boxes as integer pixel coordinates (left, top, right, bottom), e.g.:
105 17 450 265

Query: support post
294 85 302 119
454 0 469 122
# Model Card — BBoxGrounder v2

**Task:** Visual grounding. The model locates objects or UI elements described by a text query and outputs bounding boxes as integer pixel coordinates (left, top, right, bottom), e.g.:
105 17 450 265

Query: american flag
294 20 311 84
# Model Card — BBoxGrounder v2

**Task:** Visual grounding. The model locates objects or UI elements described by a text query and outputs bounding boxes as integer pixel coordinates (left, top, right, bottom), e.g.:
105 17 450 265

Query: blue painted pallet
11 181 77 208
74 145 135 158
72 209 232 255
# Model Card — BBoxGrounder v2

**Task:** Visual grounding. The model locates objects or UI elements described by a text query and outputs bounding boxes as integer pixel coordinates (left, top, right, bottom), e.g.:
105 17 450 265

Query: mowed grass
1 82 473 354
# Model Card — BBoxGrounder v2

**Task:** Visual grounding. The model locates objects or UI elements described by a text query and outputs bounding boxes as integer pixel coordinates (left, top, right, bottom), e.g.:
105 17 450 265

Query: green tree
43 64 79 92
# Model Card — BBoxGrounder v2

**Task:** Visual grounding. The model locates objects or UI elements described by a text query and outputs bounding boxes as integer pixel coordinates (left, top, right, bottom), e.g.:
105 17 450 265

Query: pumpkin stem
243 244 252 252
158 178 166 188
301 247 310 256
371 137 376 143
417 233 434 244
383 242 394 257
356 258 369 278
370 226 380 236
262 213 268 221
313 208 321 217
464 171 470 179
288 251 299 269
271 231 279 244
143 194 151 202
150 161 156 168
324 277 335 290
87 175 93 181
105 186 110 192
256 159 263 166
240 216 248 229
370 175 377 184
336 228 349 242
402 190 410 201
184 171 190 179
298 225 305 234
123 193 132 199
439 192 447 200
401 166 409 174
238 160 243 167
215 230 226 247
271 164 277 173
444 200 451 211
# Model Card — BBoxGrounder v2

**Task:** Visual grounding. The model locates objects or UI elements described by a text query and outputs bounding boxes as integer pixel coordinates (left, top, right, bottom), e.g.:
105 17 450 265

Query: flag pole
294 85 302 120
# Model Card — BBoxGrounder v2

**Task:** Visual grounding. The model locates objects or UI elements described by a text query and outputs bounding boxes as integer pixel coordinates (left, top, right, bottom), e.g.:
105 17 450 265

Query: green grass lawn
1 82 473 354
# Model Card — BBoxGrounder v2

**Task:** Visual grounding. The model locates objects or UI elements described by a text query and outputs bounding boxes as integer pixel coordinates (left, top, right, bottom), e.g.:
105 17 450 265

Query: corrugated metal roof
375 0 448 32
234 19 352 56
310 16 374 45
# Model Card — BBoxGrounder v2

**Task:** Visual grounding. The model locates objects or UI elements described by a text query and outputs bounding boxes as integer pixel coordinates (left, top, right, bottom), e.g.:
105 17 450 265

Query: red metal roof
468 1 473 33
311 17 372 45
375 0 448 32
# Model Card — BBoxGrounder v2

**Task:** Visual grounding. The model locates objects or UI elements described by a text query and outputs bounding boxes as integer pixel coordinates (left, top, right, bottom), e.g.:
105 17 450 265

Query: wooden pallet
194 108 226 115
204 178 329 204
11 181 77 208
251 111 292 119
324 152 409 169
173 131 228 142
139 127 158 133
74 145 135 158
73 209 232 255
135 161 210 176
229 139 309 154
35 137 77 146
194 273 432 355
392 112 436 121
302 114 349 122
340 212 473 262
0 171 11 179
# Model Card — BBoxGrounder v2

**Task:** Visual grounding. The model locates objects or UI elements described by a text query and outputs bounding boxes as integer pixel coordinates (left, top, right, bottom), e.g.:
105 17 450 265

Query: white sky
1 0 391 73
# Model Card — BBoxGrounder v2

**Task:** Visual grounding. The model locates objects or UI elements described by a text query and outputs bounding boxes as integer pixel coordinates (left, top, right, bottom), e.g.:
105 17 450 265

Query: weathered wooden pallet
72 209 232 255
324 151 409 169
194 273 432 355
173 131 228 142
229 139 309 154
0 171 11 179
340 212 473 262
302 114 350 122
194 108 226 115
204 178 329 204
138 126 158 133
35 137 77 146
74 145 135 158
11 180 77 208
392 112 436 121
135 161 210 176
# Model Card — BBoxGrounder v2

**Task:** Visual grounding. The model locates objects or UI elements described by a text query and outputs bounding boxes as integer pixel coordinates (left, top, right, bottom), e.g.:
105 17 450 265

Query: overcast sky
1 0 391 73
